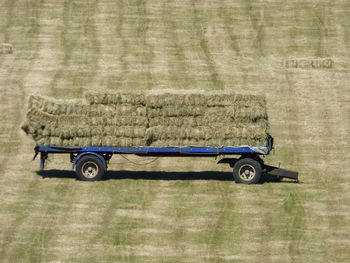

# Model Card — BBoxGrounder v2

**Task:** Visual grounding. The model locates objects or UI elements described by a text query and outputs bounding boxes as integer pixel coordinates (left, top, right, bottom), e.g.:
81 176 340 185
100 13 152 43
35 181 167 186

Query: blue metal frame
35 145 270 170
40 157 45 169
37 145 262 155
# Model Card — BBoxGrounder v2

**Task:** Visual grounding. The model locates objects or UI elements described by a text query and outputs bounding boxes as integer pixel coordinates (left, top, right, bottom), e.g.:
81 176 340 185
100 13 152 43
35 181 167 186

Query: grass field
0 0 349 262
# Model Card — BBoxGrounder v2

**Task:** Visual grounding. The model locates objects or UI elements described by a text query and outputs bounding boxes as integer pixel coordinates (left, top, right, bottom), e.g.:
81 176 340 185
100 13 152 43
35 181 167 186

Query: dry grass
0 0 350 262
0 43 13 54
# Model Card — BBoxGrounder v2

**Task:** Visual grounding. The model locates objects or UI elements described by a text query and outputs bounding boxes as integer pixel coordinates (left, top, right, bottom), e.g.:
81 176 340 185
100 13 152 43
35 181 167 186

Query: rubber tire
233 158 262 184
75 155 105 181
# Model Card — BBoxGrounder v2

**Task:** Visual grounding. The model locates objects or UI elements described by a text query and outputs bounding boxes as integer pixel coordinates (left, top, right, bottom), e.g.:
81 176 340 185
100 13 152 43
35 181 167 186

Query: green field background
0 0 349 262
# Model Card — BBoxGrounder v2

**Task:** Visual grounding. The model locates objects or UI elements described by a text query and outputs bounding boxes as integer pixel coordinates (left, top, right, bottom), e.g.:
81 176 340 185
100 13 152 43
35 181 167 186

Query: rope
119 154 159 166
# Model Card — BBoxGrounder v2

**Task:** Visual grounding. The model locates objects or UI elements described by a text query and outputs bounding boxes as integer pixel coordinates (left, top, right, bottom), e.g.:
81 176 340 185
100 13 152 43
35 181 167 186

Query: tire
75 155 105 181
233 158 262 184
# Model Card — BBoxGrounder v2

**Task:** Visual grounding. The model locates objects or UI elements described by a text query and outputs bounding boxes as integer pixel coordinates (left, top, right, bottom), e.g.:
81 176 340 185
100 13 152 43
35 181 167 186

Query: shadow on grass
36 170 293 183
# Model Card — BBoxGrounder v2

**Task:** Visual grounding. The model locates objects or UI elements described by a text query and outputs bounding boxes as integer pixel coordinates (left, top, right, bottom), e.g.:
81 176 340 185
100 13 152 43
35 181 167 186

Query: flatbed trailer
33 136 298 184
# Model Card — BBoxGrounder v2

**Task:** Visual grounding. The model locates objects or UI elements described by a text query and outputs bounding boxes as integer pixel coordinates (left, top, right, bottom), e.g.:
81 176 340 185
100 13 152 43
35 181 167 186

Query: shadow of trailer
33 135 299 184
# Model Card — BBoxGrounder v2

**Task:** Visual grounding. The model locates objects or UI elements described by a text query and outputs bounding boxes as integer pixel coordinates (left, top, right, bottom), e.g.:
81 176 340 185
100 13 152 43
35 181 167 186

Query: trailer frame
33 135 299 183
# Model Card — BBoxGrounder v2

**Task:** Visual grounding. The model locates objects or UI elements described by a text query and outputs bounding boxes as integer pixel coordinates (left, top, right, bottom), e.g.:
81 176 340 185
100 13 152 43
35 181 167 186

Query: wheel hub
238 164 256 181
81 161 99 178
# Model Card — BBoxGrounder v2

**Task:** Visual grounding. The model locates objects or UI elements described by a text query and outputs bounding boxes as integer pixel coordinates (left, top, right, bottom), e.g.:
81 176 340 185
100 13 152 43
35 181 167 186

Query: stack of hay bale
22 93 147 147
145 92 268 147
22 91 269 147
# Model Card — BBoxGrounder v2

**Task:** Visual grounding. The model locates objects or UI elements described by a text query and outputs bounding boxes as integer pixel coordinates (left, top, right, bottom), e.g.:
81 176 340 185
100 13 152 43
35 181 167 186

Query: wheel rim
238 164 256 181
81 161 99 179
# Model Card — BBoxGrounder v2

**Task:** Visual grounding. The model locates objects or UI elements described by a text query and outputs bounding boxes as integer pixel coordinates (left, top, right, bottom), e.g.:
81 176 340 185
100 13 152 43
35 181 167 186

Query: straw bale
205 93 265 107
91 136 146 147
232 94 266 106
101 137 146 147
85 93 146 106
147 106 205 118
87 104 147 117
146 93 207 108
205 94 236 107
149 139 242 147
26 108 58 125
71 137 91 147
100 126 145 138
58 115 147 126
150 137 267 147
148 117 211 127
105 116 148 126
149 116 269 129
145 91 266 107
36 138 47 146
205 105 267 121
150 139 208 147
43 125 146 139
49 137 63 146
28 95 89 115
58 115 89 125
146 124 267 142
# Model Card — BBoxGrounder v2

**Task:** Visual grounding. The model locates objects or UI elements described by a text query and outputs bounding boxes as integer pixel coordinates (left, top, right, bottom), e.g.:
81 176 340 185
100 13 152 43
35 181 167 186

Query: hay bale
103 137 146 147
150 137 267 147
148 116 211 127
58 115 146 127
148 116 269 128
146 124 267 142
91 136 146 147
28 95 89 115
25 108 57 125
105 116 148 126
205 94 237 107
59 115 148 126
146 93 207 108
49 137 63 146
96 126 143 138
205 104 267 121
147 106 205 118
205 93 266 107
87 104 147 117
232 94 266 106
145 90 266 107
23 91 270 147
85 92 146 106
0 43 13 54
58 115 89 125
43 124 146 140
150 139 208 147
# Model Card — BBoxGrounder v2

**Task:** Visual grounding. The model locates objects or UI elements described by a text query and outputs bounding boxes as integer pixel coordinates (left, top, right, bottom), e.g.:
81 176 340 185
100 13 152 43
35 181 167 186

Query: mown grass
0 0 349 262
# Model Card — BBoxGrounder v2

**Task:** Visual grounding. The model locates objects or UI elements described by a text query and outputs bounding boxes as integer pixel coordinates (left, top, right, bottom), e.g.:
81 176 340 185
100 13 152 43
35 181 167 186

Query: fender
72 152 107 169
217 158 238 168
217 155 264 168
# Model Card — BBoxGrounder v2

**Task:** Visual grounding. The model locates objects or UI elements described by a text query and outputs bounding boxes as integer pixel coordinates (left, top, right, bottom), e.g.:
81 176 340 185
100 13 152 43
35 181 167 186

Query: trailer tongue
33 136 299 184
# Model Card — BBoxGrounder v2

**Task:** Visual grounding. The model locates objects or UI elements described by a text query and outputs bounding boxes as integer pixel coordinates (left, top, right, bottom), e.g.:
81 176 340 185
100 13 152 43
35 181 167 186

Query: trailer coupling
264 165 299 182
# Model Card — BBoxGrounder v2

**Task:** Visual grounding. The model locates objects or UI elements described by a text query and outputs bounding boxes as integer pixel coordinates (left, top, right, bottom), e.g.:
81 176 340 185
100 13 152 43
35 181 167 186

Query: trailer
33 135 298 184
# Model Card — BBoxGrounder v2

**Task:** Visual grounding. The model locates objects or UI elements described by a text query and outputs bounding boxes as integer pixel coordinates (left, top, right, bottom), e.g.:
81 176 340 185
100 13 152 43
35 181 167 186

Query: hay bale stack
22 91 269 147
145 92 269 147
22 94 147 147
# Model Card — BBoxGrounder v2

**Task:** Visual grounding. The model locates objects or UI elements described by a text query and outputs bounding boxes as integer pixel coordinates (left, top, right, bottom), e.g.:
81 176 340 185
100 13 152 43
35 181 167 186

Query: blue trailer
33 135 298 184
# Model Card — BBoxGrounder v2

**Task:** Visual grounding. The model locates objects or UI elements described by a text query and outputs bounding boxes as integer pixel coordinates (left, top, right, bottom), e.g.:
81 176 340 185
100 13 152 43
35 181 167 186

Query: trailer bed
32 136 300 183
36 145 270 157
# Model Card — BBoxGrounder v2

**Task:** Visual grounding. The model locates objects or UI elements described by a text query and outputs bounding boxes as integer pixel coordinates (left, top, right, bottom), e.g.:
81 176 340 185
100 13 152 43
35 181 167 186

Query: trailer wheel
233 158 262 184
75 155 105 181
